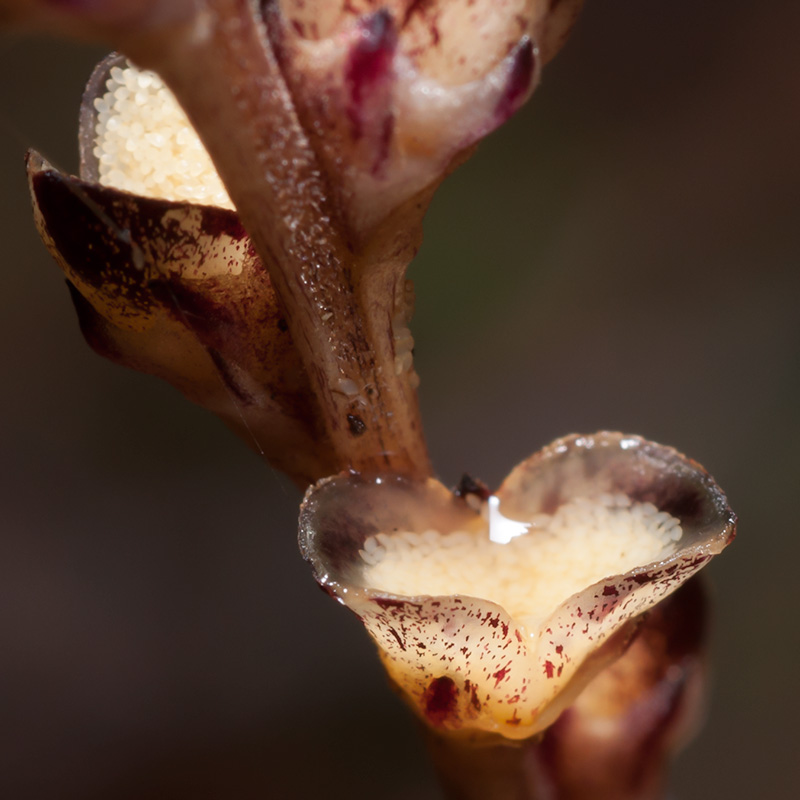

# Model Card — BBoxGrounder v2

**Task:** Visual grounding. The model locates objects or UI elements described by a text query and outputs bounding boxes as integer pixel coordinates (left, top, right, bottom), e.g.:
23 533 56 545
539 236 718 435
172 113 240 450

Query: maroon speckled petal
529 578 710 800
495 433 735 723
299 432 734 739
300 473 538 736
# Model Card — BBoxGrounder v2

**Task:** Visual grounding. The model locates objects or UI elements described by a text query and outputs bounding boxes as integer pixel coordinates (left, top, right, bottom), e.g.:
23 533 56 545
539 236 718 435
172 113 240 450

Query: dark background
1 2 798 797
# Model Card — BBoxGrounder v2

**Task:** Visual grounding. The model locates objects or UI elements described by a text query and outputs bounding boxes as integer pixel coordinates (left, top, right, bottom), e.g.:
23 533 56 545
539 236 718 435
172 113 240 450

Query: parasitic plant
9 0 736 797
300 433 734 742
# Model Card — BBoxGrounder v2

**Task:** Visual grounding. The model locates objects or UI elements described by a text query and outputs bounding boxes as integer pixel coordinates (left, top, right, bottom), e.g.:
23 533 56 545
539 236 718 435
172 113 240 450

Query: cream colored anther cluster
360 494 681 634
93 62 234 209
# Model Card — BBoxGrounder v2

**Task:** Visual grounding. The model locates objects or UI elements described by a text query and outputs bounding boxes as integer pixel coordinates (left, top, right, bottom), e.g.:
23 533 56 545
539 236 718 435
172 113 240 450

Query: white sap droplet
488 495 530 544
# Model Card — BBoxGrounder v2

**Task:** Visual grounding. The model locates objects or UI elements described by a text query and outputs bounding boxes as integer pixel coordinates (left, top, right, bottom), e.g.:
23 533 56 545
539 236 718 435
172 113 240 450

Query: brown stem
14 0 432 480
426 733 545 800
426 733 665 800
127 1 430 479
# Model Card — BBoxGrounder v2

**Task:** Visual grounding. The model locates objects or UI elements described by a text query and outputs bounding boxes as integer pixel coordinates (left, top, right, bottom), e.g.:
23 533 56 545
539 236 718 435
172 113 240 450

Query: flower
267 0 542 237
28 50 343 484
299 432 735 740
264 0 581 238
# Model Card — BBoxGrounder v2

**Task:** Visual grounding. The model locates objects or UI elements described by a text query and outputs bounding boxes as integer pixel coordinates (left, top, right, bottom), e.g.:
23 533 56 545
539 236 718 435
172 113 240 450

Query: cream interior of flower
93 61 234 209
360 494 681 634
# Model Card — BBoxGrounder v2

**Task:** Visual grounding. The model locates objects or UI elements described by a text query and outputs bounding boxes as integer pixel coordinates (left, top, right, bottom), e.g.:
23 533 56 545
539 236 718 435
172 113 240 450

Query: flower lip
301 432 735 602
299 432 735 738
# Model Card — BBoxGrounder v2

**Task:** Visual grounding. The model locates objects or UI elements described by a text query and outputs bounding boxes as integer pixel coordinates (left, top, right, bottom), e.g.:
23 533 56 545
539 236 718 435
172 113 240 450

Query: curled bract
27 148 336 484
299 432 735 740
26 50 340 483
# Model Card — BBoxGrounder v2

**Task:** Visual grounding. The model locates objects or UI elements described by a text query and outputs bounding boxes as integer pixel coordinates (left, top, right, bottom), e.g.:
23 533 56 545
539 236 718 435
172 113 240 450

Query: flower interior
92 60 233 209
360 493 681 635
300 432 735 740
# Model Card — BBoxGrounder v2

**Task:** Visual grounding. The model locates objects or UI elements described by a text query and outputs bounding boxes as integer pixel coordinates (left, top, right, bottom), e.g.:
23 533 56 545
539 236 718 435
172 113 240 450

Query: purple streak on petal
31 169 149 303
372 112 395 176
198 205 247 240
345 9 397 140
494 37 536 125
207 348 256 405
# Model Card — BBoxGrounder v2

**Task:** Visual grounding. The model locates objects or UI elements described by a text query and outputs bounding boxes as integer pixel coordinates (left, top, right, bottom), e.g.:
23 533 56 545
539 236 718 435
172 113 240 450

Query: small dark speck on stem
348 414 367 436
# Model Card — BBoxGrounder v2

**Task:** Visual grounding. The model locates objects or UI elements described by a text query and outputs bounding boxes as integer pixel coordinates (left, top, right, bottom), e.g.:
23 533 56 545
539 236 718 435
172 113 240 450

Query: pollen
93 61 234 209
359 494 681 634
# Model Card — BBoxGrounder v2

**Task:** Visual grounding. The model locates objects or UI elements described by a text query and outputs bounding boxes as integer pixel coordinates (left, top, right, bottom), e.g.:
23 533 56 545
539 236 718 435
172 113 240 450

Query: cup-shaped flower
299 432 735 740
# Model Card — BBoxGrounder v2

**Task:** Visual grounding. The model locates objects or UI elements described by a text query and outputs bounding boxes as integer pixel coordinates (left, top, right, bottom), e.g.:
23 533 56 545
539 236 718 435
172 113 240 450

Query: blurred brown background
1 2 798 798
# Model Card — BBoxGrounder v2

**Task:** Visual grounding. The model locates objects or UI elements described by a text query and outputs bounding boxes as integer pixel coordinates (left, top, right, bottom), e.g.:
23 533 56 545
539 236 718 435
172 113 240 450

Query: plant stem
426 732 546 800
128 1 431 479
22 0 433 480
